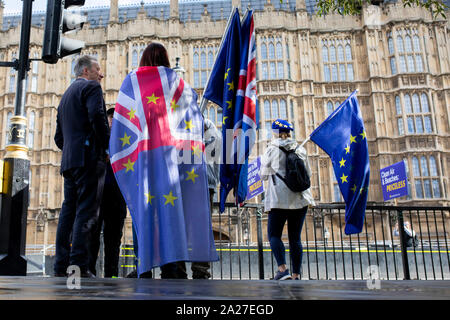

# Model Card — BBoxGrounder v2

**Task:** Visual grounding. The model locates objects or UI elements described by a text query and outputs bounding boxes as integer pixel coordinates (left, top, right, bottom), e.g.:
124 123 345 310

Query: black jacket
55 78 110 173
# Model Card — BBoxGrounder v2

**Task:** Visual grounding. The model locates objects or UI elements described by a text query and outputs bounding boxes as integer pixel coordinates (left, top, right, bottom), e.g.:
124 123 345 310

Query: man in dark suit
54 55 110 278
88 108 127 278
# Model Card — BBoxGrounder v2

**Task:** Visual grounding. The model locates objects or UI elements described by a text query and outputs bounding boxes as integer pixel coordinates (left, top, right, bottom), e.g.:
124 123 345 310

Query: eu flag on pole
203 8 242 212
310 91 370 235
110 66 218 276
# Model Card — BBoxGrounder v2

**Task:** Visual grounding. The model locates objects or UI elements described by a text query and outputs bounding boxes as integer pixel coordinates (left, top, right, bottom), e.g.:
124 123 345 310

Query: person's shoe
273 269 292 281
80 270 96 278
126 270 138 278
192 272 211 279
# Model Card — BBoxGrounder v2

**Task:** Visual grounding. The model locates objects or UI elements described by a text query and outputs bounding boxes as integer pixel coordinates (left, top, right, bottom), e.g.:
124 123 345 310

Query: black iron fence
119 203 450 280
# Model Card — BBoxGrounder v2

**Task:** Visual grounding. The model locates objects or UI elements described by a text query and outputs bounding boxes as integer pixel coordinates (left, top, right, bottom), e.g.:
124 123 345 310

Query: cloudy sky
2 1 165 14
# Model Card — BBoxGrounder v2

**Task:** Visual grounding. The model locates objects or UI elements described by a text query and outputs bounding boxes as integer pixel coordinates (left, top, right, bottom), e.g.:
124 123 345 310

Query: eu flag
310 91 370 235
110 66 218 276
203 9 257 212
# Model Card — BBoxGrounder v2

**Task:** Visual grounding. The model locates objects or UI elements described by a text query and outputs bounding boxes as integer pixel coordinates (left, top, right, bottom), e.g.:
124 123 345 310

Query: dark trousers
88 182 127 277
190 188 215 279
267 207 307 274
54 160 106 274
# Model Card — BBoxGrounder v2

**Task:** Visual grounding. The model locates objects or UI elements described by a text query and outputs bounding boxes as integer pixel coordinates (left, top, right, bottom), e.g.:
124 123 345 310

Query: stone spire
232 0 241 10
170 0 179 20
109 0 119 23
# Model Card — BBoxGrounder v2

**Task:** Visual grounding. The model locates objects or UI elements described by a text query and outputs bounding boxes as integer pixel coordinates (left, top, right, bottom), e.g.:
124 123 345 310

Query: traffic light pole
0 0 33 276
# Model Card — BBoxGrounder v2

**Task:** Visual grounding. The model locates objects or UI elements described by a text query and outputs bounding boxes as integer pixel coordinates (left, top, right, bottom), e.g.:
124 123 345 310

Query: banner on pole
246 157 263 200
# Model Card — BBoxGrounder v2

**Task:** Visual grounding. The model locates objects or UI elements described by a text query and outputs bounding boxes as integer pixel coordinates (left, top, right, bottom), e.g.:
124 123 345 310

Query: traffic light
42 0 87 64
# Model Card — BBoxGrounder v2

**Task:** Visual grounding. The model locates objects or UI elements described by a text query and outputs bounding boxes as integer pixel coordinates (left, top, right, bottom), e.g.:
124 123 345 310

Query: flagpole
199 7 238 113
300 137 310 148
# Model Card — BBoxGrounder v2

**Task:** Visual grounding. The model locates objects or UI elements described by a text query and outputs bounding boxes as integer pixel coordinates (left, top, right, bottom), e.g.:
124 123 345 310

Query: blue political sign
247 157 263 200
380 161 408 201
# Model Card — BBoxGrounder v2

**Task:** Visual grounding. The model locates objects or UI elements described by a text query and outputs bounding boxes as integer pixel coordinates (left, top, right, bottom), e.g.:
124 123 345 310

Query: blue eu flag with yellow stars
310 90 370 235
203 8 243 212
110 66 218 276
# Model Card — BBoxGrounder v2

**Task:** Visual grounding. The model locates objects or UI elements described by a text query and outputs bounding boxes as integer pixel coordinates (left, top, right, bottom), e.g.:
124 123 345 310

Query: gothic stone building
0 0 449 248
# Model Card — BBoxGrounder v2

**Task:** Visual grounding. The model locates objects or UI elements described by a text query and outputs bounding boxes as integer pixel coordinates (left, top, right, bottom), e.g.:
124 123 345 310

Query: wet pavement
0 276 449 300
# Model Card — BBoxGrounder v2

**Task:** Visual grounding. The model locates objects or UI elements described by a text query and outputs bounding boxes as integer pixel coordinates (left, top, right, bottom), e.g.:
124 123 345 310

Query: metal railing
118 203 450 280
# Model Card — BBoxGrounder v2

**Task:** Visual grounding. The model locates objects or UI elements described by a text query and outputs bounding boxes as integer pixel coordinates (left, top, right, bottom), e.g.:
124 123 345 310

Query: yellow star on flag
146 93 160 104
227 81 234 91
186 168 199 183
127 108 136 120
344 144 350 154
223 116 228 125
184 119 194 131
351 184 357 193
163 191 178 206
226 100 233 109
224 68 231 80
340 173 348 183
123 158 135 173
171 99 180 112
360 130 367 140
145 191 155 205
350 134 357 144
119 132 131 147
360 187 365 194
339 158 346 168
192 144 202 157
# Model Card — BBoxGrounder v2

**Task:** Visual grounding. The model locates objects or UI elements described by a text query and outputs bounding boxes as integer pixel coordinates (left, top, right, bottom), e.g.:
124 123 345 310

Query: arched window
276 42 283 59
271 100 279 119
388 37 394 55
412 157 420 176
327 101 333 116
323 41 353 82
280 99 287 118
329 46 336 62
322 46 328 62
268 43 275 60
264 100 270 119
131 49 138 68
337 45 344 62
395 96 402 115
208 51 214 69
391 30 424 74
420 156 429 176
404 95 412 113
397 36 404 52
201 52 206 69
193 52 199 69
345 44 352 60
405 36 413 52
261 43 267 60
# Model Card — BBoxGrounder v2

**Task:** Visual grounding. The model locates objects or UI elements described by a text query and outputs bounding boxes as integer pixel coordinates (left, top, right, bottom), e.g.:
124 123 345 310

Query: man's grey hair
74 55 98 77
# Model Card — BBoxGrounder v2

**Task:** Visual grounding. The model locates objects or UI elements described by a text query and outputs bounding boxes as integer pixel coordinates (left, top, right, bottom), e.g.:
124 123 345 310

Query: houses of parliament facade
0 0 449 247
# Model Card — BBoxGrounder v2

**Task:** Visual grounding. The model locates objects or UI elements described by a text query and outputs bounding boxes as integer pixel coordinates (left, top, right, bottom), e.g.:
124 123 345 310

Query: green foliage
283 0 449 19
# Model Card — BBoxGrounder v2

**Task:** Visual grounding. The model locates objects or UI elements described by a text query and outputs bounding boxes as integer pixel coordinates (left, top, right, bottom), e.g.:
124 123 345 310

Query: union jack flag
110 66 218 276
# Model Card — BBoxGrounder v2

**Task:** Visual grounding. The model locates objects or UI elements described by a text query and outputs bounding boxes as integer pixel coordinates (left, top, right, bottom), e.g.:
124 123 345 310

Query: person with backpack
261 119 315 280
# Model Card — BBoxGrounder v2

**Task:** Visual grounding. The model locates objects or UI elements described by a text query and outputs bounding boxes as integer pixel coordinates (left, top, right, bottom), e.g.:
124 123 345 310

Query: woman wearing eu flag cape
261 119 315 281
110 43 218 279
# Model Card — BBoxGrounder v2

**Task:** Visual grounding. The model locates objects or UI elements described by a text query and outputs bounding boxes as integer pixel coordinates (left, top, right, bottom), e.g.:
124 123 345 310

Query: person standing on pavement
54 55 109 278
